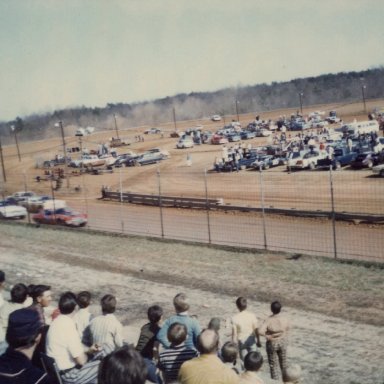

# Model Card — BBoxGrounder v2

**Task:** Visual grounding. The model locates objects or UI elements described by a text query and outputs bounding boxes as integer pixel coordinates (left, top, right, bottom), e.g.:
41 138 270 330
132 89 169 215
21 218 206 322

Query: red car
32 200 87 227
211 134 229 145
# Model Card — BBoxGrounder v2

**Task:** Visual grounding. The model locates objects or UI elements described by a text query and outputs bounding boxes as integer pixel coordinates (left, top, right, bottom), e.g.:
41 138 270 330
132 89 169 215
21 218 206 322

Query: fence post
157 169 165 238
329 165 338 259
259 166 267 250
204 169 212 244
119 167 124 233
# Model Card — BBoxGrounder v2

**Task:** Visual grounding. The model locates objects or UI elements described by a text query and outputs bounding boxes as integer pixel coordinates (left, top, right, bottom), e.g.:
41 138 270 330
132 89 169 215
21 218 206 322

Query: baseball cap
6 308 42 340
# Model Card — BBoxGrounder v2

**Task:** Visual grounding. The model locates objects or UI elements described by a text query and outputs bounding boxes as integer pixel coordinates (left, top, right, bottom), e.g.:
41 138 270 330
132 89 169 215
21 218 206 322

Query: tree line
1 67 383 144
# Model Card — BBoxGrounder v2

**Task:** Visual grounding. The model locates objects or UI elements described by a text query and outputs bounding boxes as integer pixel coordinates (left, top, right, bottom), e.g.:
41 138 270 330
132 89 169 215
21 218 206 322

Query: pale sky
0 0 383 121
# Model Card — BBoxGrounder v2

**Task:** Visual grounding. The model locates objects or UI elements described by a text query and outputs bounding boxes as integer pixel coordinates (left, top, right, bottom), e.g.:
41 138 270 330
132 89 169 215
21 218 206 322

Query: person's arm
231 320 238 343
255 327 261 347
114 320 124 348
156 319 170 348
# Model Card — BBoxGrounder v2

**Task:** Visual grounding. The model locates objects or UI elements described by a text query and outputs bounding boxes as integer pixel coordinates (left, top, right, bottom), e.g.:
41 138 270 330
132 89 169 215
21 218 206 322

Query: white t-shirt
46 314 84 371
232 310 258 342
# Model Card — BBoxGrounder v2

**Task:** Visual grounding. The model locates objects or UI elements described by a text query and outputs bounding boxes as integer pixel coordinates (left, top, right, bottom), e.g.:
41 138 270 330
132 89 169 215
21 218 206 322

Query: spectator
158 322 198 383
284 364 302 384
221 341 242 374
136 304 163 384
136 307 163 355
157 293 201 351
0 308 50 384
178 329 239 384
46 291 105 384
239 351 264 384
98 345 147 384
0 271 5 310
73 291 93 342
0 283 29 350
232 297 261 361
85 294 123 350
207 317 221 332
29 285 52 326
259 301 290 381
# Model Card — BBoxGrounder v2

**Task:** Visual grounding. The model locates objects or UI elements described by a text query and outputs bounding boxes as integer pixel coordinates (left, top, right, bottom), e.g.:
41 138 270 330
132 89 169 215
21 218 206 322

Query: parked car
32 200 87 227
0 201 27 219
9 191 36 203
19 196 52 213
240 130 256 140
287 150 327 170
176 136 194 149
251 155 284 170
227 132 241 142
144 127 162 134
133 152 166 166
316 147 358 170
211 134 229 145
211 115 222 121
350 151 382 169
255 128 272 137
372 164 384 177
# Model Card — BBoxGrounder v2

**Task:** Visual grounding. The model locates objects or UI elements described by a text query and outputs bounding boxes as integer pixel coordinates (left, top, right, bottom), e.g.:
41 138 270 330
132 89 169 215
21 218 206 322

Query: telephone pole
0 136 6 182
55 121 69 188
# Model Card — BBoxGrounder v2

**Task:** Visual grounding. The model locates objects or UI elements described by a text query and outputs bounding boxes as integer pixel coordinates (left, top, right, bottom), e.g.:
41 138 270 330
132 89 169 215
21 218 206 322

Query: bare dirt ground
0 223 383 384
1 101 384 383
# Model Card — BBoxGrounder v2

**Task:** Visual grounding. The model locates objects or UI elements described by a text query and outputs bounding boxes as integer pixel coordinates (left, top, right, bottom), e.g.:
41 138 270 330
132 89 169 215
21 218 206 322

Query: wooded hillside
1 67 383 144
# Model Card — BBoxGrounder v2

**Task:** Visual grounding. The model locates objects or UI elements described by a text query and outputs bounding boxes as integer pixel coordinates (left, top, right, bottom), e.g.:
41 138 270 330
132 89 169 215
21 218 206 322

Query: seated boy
158 322 198 383
221 341 242 374
239 351 264 384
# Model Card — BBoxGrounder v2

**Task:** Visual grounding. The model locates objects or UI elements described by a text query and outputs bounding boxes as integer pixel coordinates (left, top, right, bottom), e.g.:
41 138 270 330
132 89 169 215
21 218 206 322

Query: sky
0 0 383 121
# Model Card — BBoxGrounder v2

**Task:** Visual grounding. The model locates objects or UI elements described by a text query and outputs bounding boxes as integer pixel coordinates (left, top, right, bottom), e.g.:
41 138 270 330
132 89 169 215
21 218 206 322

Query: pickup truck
316 147 358 170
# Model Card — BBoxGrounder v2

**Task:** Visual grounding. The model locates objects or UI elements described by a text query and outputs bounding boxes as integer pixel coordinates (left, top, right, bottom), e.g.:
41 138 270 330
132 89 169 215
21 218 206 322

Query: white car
176 136 194 149
211 115 222 121
0 201 27 219
372 164 384 177
288 150 327 170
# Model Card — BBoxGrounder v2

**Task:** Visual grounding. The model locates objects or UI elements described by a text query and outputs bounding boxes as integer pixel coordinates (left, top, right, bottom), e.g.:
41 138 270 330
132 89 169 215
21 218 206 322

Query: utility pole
11 125 21 162
173 107 177 131
235 100 240 122
0 136 6 182
56 121 69 188
113 114 120 139
299 92 304 115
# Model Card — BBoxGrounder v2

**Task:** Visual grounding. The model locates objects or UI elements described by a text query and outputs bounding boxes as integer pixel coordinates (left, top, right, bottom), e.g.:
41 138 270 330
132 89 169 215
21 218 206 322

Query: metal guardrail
102 191 384 223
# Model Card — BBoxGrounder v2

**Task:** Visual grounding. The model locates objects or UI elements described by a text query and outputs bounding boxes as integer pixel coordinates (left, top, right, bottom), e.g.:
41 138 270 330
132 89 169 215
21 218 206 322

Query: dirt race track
1 99 383 261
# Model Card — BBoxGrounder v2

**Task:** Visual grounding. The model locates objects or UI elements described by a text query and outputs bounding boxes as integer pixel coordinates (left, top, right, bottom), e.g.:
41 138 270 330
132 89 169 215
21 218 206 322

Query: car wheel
264 163 270 170
335 161 341 170
309 162 316 170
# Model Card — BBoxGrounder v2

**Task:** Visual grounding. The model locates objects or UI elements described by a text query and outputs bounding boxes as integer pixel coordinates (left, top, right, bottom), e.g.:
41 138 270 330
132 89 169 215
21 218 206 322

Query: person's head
59 291 78 315
147 305 163 324
197 329 219 355
173 293 190 313
167 322 187 346
244 351 263 372
207 317 221 332
236 297 247 311
221 341 238 363
6 308 43 350
98 345 147 384
31 285 52 308
77 291 92 309
271 301 282 315
101 294 117 314
284 364 301 383
11 283 28 304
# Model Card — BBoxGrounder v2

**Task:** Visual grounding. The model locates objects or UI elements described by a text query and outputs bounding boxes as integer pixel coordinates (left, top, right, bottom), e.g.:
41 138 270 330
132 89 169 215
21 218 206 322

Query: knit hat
6 308 42 340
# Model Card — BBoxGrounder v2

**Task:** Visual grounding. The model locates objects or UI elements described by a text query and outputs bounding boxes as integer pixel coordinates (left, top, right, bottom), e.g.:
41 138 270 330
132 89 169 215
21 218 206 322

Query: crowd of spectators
0 270 301 384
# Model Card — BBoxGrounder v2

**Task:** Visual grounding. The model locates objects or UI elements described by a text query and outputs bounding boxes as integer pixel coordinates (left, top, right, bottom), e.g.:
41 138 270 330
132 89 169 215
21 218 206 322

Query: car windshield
303 152 319 159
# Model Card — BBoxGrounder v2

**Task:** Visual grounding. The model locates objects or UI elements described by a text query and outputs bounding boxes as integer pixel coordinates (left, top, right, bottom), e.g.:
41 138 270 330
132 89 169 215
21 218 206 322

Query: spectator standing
259 301 290 381
86 294 124 350
98 345 147 384
232 297 261 361
157 293 201 351
158 323 198 383
0 308 50 384
178 329 239 384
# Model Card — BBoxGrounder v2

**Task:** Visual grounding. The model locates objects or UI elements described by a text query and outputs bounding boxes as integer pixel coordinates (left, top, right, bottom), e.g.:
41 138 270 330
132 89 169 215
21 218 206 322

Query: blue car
240 130 256 140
